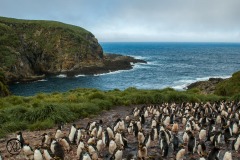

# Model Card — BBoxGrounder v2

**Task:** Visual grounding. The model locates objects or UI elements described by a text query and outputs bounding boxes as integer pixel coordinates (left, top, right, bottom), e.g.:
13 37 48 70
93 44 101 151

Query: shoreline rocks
187 78 227 94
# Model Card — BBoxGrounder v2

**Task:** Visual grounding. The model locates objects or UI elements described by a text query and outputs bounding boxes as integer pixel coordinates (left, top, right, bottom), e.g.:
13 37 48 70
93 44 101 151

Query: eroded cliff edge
0 17 145 85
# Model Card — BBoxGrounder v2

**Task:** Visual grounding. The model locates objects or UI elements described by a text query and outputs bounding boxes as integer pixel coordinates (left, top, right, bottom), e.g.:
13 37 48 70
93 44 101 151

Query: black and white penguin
110 147 123 160
231 121 239 136
17 131 25 147
212 131 222 147
173 134 179 152
138 129 145 144
22 142 34 160
109 138 117 155
42 148 53 160
150 127 158 141
144 133 151 148
76 139 85 158
68 124 77 144
121 132 128 149
232 133 240 152
96 138 104 153
34 147 43 160
50 139 64 160
102 129 110 147
176 145 185 160
133 122 139 137
137 143 147 159
55 126 64 139
159 132 169 157
188 131 197 154
197 141 206 156
41 133 51 147
59 137 71 152
223 125 232 148
79 150 91 160
106 126 115 139
76 128 85 145
199 127 207 141
207 147 221 160
223 151 232 160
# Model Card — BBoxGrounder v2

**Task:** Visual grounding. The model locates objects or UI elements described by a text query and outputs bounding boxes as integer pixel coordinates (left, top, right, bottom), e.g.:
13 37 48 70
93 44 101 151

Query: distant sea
10 42 240 96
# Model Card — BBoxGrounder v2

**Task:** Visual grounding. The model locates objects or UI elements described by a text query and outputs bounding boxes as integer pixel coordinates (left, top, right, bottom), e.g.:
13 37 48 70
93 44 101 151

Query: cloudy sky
1 0 240 42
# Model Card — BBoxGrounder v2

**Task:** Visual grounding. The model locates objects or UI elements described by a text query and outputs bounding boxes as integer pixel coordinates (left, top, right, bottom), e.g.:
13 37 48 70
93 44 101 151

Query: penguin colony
8 101 240 159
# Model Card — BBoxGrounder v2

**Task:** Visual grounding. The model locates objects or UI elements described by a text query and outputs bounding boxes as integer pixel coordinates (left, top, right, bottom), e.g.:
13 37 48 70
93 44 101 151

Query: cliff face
0 17 104 83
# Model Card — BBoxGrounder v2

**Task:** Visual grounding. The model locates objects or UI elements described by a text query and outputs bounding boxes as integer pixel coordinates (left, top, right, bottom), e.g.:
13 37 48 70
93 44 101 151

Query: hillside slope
0 17 145 86
0 16 104 83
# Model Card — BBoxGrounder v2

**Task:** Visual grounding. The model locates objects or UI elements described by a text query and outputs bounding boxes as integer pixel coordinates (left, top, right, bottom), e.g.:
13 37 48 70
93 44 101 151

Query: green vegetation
0 86 232 138
214 71 240 96
0 71 10 97
0 16 103 83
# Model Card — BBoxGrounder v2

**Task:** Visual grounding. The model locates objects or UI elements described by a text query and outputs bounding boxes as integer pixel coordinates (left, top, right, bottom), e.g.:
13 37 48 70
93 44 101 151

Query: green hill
215 71 240 97
0 16 103 83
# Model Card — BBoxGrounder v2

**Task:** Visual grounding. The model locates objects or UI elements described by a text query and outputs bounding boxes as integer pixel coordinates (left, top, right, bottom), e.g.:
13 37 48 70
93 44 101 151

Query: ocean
9 42 240 96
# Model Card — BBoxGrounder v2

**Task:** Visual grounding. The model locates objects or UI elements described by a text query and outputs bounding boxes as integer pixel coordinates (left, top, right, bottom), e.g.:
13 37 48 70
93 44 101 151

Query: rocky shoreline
187 77 227 94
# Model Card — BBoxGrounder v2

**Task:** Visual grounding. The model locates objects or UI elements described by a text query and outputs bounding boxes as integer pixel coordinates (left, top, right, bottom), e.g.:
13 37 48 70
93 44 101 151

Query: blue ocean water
9 42 240 96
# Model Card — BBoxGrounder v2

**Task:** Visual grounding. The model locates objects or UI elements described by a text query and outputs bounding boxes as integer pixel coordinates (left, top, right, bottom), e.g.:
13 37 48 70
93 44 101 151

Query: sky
1 0 240 42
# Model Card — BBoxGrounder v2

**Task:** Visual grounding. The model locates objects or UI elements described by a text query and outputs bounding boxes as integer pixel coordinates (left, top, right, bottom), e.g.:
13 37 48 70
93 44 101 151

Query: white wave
37 79 47 82
128 55 148 60
75 74 87 77
171 75 231 90
56 74 67 78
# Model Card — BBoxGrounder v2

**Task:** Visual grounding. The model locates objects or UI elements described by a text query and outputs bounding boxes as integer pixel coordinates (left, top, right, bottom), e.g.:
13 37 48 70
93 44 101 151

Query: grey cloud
0 0 240 42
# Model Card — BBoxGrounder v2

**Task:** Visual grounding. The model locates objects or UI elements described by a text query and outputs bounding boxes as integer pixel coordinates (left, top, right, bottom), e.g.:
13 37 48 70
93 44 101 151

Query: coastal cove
9 42 240 96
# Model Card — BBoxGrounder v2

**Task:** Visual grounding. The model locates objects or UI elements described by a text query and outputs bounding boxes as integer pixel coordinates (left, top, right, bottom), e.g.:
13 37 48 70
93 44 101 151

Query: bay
9 42 240 96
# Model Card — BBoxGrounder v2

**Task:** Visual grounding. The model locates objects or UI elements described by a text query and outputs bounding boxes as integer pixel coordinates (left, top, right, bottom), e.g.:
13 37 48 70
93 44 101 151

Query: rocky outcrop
0 17 146 84
187 78 226 94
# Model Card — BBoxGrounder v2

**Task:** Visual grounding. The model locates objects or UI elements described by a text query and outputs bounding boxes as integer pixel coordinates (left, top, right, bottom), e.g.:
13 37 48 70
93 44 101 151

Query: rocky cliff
0 17 145 85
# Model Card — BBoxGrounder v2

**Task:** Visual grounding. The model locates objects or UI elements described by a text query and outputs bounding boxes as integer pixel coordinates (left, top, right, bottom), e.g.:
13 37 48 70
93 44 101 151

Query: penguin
41 133 51 147
97 123 103 139
76 139 85 158
150 127 158 141
22 142 34 160
68 124 77 144
172 122 179 133
188 131 197 154
50 139 64 160
143 133 151 148
207 147 220 160
90 126 98 138
138 129 145 144
173 134 179 152
115 132 124 146
232 133 240 151
55 126 64 139
133 122 139 137
223 151 232 160
16 131 25 147
199 127 207 141
223 125 232 148
107 126 115 139
127 121 133 134
139 114 145 125
87 134 96 145
207 125 216 141
125 115 130 122
197 141 206 156
76 128 84 145
34 147 43 160
212 131 222 147
86 144 97 156
110 147 123 160
183 130 191 143
42 148 53 160
137 143 147 159
231 121 239 136
176 145 185 160
102 129 110 147
79 150 91 160
59 137 71 152
96 138 104 153
109 139 117 155
121 132 128 149
159 134 168 157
